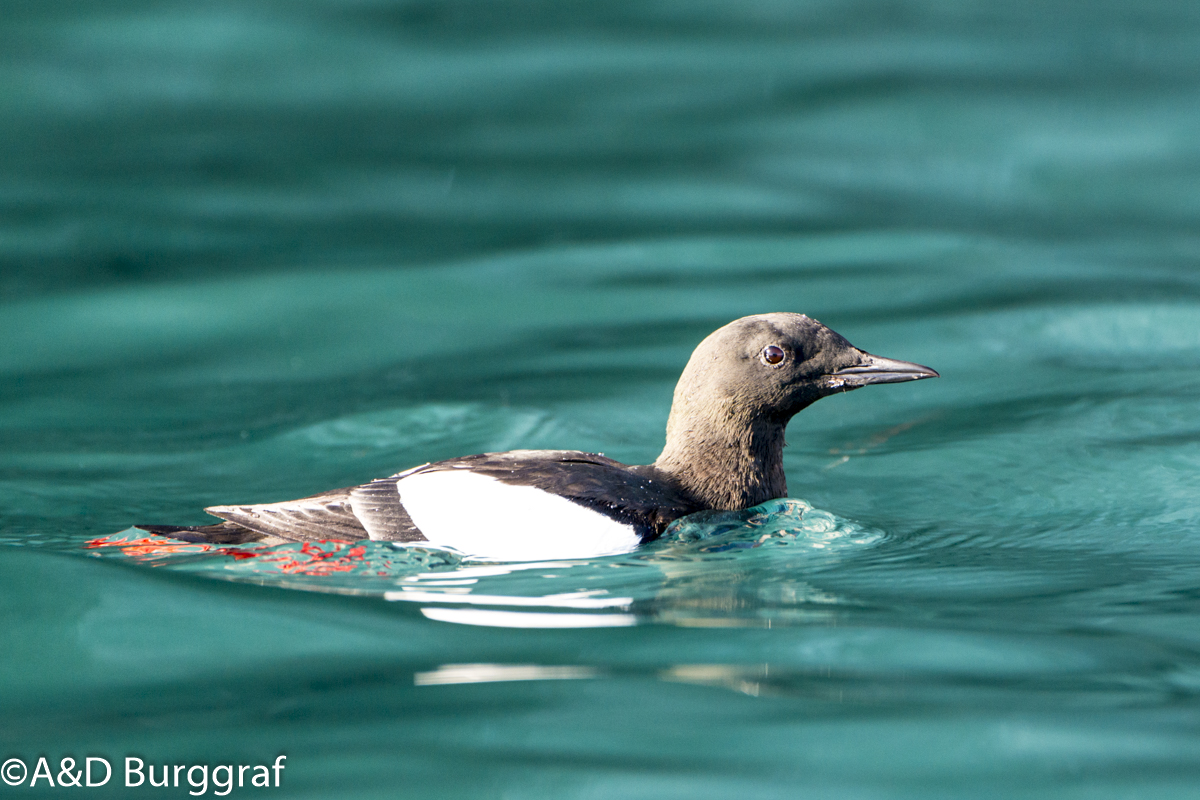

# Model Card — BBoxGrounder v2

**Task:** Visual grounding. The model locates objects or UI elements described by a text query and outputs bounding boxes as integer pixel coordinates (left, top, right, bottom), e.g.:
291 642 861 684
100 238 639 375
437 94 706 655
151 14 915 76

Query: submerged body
137 313 937 560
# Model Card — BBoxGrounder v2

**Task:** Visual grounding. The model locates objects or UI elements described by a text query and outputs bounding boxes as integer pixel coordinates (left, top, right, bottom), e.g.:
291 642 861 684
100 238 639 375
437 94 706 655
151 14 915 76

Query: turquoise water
5 1 1200 797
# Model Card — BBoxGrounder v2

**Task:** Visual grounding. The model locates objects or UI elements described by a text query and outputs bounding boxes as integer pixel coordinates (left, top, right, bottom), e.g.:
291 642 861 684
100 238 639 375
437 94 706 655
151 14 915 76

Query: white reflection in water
396 558 638 626
419 607 637 628
661 664 772 697
414 663 600 686
397 560 590 579
386 590 631 609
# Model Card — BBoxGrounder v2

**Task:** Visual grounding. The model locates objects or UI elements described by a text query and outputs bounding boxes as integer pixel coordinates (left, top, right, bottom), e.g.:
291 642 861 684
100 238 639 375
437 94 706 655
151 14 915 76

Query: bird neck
653 409 788 511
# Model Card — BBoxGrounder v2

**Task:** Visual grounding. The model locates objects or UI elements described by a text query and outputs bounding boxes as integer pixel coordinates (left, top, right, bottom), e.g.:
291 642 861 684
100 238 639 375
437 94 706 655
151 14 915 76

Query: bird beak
829 353 940 387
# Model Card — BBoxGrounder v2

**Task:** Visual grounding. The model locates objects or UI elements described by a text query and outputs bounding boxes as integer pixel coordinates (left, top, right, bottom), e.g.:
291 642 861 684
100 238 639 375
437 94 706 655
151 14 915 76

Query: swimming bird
136 313 937 560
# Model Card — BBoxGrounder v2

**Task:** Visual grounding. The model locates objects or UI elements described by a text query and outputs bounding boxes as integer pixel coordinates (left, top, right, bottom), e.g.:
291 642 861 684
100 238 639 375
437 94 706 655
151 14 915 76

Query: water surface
3 1 1200 798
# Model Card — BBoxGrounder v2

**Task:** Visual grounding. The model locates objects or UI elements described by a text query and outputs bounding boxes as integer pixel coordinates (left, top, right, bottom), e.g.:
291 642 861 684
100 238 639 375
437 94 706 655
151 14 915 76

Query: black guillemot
136 313 937 560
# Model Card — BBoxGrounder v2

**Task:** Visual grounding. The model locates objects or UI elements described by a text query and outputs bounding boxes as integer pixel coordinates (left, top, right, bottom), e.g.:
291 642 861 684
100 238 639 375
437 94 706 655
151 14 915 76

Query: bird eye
761 345 786 366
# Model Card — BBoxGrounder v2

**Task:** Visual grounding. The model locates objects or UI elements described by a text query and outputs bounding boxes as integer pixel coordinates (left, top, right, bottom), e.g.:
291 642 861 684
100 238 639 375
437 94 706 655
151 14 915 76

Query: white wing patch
396 470 642 561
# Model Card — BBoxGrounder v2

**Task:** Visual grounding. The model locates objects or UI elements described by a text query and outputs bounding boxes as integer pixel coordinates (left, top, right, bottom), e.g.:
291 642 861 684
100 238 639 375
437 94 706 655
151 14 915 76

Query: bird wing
205 486 369 543
348 463 428 542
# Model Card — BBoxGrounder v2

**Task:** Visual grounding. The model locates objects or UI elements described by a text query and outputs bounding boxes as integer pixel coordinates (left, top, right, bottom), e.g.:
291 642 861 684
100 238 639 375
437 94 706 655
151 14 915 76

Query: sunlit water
4 1 1200 798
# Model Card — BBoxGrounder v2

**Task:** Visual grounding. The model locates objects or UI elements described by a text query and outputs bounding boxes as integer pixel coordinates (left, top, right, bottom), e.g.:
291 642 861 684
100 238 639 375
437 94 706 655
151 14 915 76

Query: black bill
830 353 940 387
